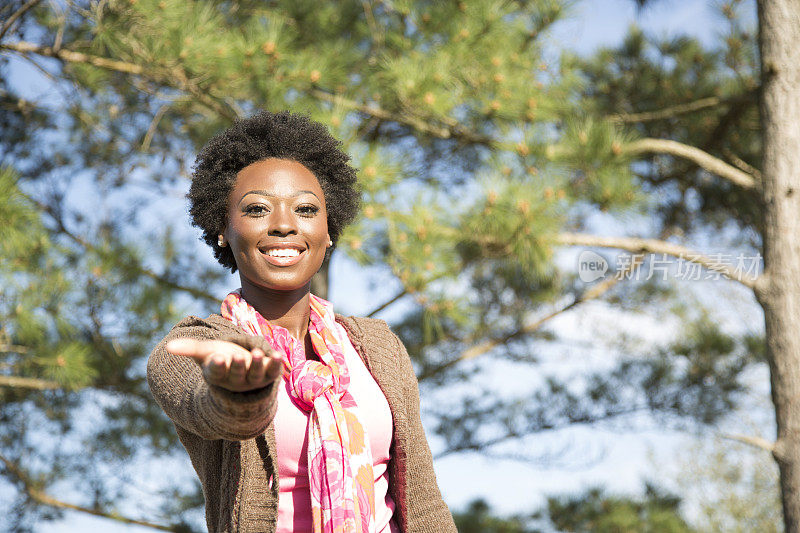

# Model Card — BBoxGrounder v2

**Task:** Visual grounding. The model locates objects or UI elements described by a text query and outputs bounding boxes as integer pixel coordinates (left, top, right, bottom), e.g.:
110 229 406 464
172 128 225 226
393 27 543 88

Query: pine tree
1 0 797 530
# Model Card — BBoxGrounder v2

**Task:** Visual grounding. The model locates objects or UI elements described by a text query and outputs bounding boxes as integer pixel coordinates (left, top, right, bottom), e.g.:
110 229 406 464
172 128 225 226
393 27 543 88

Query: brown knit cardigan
147 313 456 533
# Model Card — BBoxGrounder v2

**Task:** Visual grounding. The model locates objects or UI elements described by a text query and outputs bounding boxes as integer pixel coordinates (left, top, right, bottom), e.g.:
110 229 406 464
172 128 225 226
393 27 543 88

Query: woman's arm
147 317 281 441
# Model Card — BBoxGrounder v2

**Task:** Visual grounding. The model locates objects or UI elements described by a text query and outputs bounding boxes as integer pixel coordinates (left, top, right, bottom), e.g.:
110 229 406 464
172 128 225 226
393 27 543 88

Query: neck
239 280 313 342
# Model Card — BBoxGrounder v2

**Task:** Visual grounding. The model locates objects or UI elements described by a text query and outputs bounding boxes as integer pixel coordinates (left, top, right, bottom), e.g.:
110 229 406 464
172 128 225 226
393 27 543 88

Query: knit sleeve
388 330 458 533
146 316 279 441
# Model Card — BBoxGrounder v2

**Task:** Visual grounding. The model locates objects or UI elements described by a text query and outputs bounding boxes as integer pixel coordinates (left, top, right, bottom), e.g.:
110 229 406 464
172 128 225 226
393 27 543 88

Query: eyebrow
238 189 321 204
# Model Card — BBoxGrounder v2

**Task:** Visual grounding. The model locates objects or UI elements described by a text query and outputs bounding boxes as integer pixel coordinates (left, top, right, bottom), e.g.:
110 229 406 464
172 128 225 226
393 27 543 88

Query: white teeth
266 248 300 257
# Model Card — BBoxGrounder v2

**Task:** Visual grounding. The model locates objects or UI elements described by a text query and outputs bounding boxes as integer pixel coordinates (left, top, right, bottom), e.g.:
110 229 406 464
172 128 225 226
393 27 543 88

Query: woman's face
223 158 330 293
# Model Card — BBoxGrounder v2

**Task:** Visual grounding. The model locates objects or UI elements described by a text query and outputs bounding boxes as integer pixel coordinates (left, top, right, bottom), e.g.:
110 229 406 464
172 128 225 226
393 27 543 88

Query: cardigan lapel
335 314 409 531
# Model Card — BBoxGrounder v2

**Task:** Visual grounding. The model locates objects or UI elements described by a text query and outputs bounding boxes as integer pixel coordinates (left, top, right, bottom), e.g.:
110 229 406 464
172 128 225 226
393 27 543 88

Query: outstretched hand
166 338 283 392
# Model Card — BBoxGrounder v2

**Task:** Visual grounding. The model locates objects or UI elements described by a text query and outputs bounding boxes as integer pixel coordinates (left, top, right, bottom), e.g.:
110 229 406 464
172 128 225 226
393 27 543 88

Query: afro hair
188 110 361 272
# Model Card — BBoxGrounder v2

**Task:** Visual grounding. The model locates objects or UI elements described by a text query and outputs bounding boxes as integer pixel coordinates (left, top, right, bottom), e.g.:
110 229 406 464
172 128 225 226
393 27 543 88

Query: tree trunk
756 1 800 530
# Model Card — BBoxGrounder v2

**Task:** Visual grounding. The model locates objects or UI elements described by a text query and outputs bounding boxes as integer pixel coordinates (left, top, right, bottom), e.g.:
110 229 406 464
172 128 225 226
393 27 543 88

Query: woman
147 111 456 533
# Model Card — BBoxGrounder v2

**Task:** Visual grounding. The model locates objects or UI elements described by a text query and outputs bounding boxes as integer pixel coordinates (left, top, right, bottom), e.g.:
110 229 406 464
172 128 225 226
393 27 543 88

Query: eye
244 204 268 216
296 204 320 216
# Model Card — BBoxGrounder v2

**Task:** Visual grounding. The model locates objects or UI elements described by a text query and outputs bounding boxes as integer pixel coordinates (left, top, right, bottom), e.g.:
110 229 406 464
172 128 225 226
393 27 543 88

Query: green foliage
0 166 47 261
553 116 644 211
452 486 693 533
643 312 754 423
570 6 760 237
0 167 95 391
546 485 694 533
453 499 533 533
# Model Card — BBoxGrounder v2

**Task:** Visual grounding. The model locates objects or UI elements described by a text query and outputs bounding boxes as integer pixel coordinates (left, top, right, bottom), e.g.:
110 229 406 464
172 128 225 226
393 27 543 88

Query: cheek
226 219 263 248
310 221 330 244
298 213 328 237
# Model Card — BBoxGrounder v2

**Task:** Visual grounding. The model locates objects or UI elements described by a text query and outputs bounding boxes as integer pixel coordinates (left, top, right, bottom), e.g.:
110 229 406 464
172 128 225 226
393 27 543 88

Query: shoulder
335 315 418 386
335 314 403 352
334 314 395 336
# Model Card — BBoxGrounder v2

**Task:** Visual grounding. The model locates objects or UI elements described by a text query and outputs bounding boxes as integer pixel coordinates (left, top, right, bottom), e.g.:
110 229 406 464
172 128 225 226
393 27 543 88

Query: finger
199 354 228 385
264 349 284 381
228 350 251 384
246 348 267 385
167 338 230 360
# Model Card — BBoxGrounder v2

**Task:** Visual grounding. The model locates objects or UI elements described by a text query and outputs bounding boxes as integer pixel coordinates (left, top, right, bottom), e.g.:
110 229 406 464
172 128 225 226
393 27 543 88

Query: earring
218 235 226 247
328 239 333 247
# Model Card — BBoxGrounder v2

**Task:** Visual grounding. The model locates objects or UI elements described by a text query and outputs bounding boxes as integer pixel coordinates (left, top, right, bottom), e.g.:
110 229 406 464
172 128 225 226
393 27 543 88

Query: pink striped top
273 321 400 533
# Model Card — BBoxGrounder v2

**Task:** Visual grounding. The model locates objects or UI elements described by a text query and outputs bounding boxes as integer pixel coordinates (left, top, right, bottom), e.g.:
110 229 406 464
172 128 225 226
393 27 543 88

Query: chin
237 258 325 294
245 273 314 293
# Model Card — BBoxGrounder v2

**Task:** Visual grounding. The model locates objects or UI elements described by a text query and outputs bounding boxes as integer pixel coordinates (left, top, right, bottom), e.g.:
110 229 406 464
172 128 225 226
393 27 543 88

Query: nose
267 204 297 237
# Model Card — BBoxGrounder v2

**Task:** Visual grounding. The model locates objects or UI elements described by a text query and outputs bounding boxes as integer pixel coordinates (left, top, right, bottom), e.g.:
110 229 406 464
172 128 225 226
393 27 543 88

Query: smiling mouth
260 246 305 266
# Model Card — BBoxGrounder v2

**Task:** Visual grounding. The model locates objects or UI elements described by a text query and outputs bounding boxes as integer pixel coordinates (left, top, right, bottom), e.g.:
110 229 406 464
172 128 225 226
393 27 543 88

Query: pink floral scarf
221 290 376 533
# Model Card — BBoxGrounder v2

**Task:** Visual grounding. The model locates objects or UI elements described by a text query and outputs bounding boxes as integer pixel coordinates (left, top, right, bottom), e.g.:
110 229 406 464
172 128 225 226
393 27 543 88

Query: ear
326 232 332 248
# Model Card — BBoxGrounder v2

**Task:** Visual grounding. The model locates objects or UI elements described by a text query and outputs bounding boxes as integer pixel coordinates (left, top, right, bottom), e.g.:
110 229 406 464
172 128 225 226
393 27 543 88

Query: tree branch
366 288 407 317
434 405 646 459
417 255 644 381
723 147 762 181
0 0 41 42
0 343 30 353
360 0 383 47
721 432 775 453
623 137 757 190
608 93 744 124
608 85 757 123
0 453 177 531
72 229 220 305
3 40 496 147
141 102 170 151
610 96 721 123
24 193 220 304
0 40 237 120
1 40 144 74
309 88 493 145
555 232 759 289
0 375 60 390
